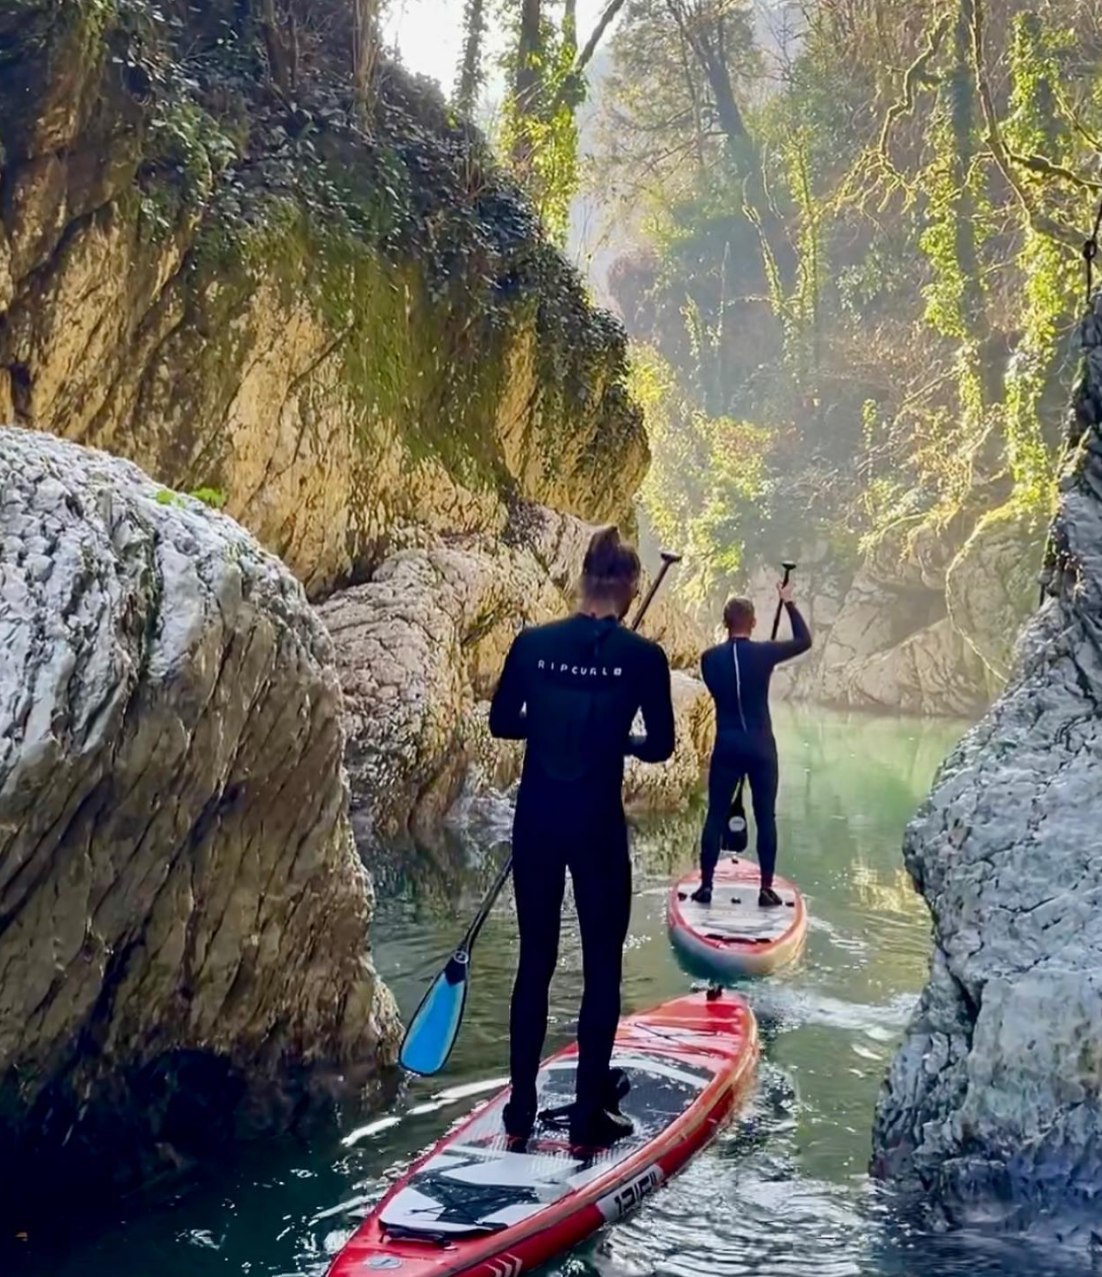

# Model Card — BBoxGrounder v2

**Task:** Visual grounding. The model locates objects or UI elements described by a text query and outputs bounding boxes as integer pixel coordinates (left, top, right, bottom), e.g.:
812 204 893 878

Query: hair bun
587 525 620 554
581 524 640 599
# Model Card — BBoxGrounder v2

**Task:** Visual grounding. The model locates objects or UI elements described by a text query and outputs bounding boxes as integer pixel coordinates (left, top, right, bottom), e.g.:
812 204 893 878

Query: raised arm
764 599 812 666
488 634 528 739
628 645 676 763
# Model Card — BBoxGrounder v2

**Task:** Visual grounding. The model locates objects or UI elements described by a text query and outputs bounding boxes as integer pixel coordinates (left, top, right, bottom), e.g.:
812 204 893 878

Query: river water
14 706 1078 1277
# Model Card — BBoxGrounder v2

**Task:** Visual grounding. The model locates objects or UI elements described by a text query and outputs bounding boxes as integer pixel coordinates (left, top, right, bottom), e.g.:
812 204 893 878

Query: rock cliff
0 0 645 597
0 0 705 1225
0 0 703 839
743 496 1040 718
870 295 1102 1250
0 427 400 1220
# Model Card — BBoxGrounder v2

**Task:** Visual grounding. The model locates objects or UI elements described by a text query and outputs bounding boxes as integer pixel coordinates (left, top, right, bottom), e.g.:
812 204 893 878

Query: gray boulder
871 297 1102 1250
0 427 400 1218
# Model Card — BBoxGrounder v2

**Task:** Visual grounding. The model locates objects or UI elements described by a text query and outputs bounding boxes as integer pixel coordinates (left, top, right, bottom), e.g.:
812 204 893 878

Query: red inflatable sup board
668 857 807 978
327 991 757 1277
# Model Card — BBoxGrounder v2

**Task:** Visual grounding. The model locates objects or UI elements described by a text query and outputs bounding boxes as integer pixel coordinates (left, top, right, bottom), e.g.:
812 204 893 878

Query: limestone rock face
871 297 1102 1250
744 546 999 718
623 671 715 812
0 2 645 598
0 427 399 1217
825 611 989 717
319 505 710 846
945 501 1047 683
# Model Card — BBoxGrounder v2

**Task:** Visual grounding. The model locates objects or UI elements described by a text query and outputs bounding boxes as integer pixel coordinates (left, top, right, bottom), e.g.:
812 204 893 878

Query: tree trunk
455 0 487 117
663 0 751 166
950 0 984 340
352 0 379 119
513 0 543 168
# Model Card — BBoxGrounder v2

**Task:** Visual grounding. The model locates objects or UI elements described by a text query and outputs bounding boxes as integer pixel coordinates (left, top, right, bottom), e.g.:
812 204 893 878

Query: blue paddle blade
399 952 470 1076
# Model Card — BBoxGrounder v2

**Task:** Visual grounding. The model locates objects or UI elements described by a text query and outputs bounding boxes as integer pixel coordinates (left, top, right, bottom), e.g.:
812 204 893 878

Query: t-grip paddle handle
630 549 682 632
770 561 797 640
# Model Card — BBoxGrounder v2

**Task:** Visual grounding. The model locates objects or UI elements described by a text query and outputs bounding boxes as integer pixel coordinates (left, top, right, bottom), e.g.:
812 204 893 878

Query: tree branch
1003 147 1102 193
970 0 1083 250
548 0 627 114
877 15 949 157
574 0 628 78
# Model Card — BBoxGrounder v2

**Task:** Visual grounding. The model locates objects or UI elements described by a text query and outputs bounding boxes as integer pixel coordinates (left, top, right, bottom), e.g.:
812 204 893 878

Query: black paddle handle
464 547 683 950
770 561 796 641
463 851 516 953
631 550 682 633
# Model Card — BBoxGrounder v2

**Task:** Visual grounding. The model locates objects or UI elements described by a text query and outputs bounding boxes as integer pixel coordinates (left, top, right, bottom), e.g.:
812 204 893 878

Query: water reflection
24 705 1078 1277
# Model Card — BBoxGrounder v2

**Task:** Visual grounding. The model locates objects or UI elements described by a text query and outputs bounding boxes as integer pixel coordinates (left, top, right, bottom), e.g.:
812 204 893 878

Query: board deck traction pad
667 857 807 980
379 1051 707 1237
328 994 756 1277
676 864 798 944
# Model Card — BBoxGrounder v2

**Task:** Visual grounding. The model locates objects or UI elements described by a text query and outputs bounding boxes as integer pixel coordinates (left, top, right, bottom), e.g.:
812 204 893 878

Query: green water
14 705 1061 1277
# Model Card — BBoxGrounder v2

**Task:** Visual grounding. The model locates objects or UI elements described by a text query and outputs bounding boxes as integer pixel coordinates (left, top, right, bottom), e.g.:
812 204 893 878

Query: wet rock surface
871 296 1102 1251
0 427 400 1221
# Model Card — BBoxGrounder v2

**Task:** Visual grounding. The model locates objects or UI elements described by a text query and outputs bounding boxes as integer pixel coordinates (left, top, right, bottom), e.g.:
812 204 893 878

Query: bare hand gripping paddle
770 560 797 641
399 550 682 1076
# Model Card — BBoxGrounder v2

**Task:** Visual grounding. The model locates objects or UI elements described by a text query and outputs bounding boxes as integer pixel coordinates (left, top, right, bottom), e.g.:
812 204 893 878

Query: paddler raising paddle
489 526 675 1148
694 579 811 908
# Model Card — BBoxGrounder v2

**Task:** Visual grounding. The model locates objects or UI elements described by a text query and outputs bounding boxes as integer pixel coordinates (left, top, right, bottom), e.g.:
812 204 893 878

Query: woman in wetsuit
489 527 675 1148
694 581 811 907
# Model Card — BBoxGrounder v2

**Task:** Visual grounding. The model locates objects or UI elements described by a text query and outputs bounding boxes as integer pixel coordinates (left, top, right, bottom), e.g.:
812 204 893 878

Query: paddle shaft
459 551 681 955
769 562 796 641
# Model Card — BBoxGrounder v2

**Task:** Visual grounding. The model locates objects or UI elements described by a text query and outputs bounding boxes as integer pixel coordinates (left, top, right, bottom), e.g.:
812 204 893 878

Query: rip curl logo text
537 660 622 677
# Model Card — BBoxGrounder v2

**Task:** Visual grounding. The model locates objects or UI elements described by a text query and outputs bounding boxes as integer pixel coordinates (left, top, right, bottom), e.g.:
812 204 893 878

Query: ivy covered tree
587 0 1102 610
450 0 630 240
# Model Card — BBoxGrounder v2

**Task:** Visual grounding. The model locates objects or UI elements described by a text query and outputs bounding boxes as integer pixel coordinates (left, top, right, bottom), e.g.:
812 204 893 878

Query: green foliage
154 486 226 509
139 99 239 237
633 344 771 607
189 487 227 509
497 1 582 242
592 0 1100 587
455 0 488 116
1000 11 1079 515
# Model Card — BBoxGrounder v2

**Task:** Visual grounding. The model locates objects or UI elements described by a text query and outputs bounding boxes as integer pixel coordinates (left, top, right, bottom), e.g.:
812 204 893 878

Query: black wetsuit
699 603 811 890
489 614 675 1125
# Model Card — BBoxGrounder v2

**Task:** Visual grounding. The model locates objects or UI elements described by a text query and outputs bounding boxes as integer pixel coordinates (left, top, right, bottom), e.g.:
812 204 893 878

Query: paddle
399 549 683 1077
769 560 797 640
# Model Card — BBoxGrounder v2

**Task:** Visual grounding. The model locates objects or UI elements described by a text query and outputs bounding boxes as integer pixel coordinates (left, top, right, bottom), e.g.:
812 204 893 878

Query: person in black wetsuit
694 581 811 908
489 526 675 1149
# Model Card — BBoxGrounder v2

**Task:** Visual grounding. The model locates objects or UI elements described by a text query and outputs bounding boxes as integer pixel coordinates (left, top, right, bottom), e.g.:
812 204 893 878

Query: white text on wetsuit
537 660 623 677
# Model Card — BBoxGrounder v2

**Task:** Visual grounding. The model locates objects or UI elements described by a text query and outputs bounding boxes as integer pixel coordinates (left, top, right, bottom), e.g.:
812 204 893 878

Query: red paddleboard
668 857 807 979
327 991 757 1277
